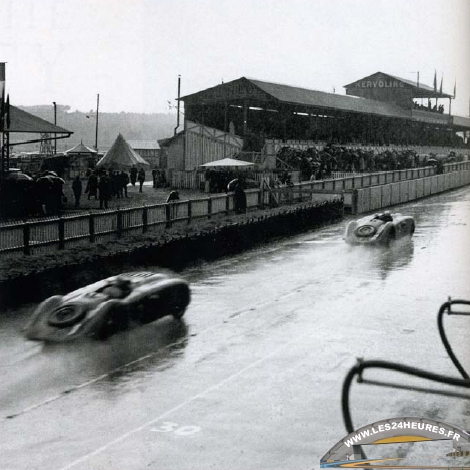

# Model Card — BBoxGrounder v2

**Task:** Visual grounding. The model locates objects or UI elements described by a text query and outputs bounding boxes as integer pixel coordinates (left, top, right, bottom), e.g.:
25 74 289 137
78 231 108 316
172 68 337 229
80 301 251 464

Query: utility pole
95 94 99 151
53 101 57 154
174 75 181 135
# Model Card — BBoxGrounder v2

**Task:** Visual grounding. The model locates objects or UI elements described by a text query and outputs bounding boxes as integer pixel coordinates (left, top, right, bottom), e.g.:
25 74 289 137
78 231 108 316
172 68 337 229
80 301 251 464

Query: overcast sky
1 0 469 117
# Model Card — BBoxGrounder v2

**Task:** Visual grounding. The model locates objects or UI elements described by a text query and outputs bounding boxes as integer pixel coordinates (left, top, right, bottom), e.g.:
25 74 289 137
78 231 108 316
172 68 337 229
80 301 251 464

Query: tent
65 141 97 155
200 158 254 167
96 133 150 170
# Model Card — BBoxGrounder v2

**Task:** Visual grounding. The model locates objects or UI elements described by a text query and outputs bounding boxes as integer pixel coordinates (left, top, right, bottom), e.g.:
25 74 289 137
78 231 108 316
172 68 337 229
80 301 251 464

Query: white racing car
25 272 191 342
344 211 415 245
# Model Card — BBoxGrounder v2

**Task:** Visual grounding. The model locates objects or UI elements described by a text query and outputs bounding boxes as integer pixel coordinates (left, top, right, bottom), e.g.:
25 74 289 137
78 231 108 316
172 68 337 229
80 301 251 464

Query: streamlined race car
25 272 191 342
344 211 415 245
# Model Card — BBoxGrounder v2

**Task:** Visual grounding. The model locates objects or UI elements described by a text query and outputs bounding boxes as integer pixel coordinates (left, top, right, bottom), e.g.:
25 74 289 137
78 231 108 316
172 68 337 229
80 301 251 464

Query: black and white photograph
0 0 469 469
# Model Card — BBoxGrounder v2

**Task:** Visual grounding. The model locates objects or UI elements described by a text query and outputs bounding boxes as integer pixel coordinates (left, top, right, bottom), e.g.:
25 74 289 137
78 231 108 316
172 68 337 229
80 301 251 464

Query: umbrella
200 158 254 167
227 179 239 192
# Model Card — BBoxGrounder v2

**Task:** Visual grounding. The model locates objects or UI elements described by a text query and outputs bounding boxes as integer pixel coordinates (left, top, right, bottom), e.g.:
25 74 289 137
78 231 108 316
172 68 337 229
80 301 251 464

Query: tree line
11 105 177 153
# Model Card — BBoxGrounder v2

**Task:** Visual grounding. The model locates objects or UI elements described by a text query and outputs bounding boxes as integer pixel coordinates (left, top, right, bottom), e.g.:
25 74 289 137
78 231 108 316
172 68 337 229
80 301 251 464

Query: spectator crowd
276 145 463 180
413 101 445 114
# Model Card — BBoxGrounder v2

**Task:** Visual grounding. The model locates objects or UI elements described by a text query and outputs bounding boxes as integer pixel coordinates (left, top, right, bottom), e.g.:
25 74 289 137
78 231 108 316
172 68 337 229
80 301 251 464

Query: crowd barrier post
142 206 148 233
187 200 192 225
23 222 31 256
58 216 65 250
89 213 95 243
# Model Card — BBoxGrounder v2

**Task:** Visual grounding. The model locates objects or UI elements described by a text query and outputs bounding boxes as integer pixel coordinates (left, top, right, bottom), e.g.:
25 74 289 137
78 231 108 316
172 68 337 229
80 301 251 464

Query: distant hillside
12 105 178 153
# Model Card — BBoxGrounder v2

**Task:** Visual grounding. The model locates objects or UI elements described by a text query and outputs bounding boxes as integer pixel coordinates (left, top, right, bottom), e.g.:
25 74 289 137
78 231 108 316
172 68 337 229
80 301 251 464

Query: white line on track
57 323 313 470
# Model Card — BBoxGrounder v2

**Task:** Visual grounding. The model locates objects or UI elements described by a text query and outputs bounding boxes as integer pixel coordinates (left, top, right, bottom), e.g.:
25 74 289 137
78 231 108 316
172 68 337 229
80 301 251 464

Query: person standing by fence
285 175 294 204
98 173 111 209
138 168 146 193
166 190 180 219
85 172 98 200
130 166 138 186
234 184 247 214
152 168 158 188
120 171 129 198
72 176 82 209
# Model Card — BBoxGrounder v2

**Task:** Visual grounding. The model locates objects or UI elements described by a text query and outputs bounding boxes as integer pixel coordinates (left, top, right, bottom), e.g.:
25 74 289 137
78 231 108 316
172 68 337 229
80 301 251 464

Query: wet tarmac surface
1 187 470 469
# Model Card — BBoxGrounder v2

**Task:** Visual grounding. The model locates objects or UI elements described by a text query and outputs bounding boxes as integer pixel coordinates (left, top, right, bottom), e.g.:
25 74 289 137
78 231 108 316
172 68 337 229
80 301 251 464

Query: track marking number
150 422 201 436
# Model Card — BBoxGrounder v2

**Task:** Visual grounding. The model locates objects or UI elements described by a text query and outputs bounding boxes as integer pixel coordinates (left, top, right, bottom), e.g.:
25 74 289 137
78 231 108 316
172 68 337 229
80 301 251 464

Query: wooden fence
1 162 469 258
0 189 260 257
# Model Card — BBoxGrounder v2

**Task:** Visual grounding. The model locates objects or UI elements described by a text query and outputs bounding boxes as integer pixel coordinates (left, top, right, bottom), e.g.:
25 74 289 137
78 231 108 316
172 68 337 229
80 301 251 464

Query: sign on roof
352 78 405 89
345 72 414 107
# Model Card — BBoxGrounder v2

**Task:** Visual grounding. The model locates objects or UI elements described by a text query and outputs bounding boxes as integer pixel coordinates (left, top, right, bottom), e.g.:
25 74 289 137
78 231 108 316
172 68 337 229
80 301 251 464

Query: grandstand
179 72 469 171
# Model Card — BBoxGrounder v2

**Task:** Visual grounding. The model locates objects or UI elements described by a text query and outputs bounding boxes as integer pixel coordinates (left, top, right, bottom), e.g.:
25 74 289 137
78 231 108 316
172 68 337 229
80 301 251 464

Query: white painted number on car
150 422 201 436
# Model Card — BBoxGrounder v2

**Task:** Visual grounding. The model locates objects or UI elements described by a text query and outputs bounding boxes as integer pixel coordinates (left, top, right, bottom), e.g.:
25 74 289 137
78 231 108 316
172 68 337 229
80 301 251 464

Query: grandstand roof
248 78 410 119
182 77 411 120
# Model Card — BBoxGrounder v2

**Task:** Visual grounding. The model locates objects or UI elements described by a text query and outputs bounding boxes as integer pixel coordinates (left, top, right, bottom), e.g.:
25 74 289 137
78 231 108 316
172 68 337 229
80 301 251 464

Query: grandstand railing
1 162 469 257
263 138 470 159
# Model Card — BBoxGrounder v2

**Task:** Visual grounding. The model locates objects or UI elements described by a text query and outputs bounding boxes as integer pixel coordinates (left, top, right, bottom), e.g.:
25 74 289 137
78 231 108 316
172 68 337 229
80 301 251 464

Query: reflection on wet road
1 187 469 470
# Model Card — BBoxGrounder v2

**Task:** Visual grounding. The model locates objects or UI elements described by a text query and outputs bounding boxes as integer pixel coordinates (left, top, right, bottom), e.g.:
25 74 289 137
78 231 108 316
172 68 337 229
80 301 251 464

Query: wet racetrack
1 187 470 470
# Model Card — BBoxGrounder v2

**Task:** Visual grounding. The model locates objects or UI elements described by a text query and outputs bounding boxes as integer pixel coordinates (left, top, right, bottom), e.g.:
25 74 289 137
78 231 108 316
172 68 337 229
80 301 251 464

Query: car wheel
48 304 87 328
354 225 376 237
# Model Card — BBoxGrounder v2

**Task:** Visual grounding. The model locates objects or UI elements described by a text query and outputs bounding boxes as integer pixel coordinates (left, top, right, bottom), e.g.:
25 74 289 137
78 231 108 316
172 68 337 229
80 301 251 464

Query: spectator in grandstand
72 176 82 209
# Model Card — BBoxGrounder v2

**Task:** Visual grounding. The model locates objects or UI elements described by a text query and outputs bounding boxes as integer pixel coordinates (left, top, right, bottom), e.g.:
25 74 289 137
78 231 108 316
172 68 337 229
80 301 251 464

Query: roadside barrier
352 169 470 214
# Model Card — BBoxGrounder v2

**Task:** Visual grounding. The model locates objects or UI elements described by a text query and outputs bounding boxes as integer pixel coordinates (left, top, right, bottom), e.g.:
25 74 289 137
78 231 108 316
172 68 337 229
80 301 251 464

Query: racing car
25 272 191 342
344 211 415 245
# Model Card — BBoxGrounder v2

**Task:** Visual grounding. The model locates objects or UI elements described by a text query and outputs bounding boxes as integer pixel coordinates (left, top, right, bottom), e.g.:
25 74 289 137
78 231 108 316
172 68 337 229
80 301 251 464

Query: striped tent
96 133 150 170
